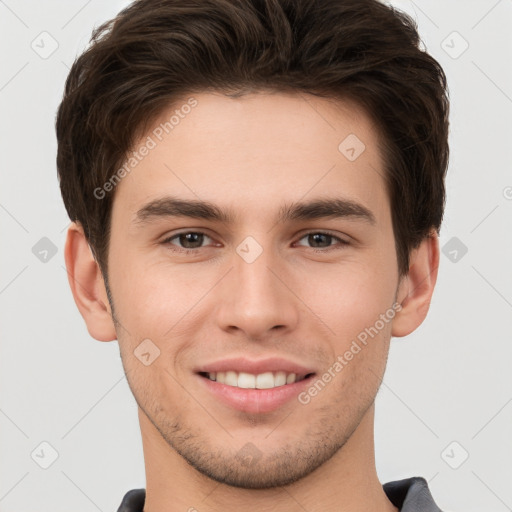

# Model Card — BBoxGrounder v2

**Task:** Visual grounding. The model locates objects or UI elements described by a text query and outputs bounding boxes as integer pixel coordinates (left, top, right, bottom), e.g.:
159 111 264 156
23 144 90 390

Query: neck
139 404 397 512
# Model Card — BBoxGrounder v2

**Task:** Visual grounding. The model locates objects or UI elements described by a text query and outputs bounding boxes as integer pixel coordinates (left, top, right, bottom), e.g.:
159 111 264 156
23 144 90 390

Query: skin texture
65 91 439 511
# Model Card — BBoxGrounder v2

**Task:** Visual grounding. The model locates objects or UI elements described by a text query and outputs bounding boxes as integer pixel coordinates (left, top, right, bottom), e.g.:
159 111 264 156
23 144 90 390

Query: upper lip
196 357 316 377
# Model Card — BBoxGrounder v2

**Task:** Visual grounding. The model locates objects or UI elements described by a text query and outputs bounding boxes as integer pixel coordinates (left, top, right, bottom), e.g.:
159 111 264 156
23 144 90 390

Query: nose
215 244 300 342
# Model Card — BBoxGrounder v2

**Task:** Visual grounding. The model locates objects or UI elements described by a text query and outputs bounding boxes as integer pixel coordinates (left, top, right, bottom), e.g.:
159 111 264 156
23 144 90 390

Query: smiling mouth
198 371 315 390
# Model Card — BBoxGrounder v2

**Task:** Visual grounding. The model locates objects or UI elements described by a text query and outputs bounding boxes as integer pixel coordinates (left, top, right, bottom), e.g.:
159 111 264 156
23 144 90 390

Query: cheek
299 257 397 333
111 258 207 337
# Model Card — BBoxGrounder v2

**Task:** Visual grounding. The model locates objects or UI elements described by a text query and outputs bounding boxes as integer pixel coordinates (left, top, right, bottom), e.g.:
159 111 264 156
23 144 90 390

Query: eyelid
295 228 350 242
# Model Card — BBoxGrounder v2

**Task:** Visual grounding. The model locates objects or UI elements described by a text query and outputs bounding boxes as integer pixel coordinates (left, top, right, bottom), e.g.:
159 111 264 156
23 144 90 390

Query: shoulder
116 488 145 512
383 476 444 511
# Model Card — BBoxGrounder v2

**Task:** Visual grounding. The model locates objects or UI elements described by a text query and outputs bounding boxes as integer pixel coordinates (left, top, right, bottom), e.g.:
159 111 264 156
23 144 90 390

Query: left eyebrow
133 195 376 226
278 197 376 225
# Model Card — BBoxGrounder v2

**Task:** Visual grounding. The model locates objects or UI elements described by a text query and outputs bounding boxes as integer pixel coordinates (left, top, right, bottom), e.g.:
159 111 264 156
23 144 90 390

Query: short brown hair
56 0 449 276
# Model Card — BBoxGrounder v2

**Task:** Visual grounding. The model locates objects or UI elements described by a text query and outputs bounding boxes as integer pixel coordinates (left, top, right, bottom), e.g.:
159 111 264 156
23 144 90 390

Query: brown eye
295 232 349 251
163 231 213 251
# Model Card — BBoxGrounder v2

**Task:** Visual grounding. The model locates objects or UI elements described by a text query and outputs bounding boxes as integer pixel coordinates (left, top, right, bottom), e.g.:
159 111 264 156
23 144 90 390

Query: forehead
113 91 389 223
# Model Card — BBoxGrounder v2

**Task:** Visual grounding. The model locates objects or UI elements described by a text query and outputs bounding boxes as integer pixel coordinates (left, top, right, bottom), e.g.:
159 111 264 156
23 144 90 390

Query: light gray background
1 1 511 511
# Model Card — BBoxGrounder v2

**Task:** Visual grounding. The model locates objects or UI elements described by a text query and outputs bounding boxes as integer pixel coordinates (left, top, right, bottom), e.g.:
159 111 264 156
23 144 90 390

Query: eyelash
161 231 350 254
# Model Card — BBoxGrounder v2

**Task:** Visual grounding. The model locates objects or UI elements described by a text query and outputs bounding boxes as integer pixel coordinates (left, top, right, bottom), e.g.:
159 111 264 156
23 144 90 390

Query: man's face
106 91 401 487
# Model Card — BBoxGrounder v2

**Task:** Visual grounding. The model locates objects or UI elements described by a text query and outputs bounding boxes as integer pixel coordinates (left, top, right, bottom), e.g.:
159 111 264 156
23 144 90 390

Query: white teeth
225 371 238 386
286 373 296 385
237 372 256 389
206 370 304 389
274 371 287 387
256 372 275 389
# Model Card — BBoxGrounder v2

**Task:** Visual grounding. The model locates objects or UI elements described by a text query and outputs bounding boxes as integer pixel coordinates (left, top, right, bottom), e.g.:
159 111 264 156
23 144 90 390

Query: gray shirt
116 476 443 511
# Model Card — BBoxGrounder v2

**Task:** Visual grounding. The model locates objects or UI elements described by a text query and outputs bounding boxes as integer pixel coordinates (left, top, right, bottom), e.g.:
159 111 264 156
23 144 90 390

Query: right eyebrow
134 196 235 225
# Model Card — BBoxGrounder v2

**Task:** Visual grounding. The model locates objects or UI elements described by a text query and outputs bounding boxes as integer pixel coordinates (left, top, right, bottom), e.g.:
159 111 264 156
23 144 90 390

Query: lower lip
199 374 314 414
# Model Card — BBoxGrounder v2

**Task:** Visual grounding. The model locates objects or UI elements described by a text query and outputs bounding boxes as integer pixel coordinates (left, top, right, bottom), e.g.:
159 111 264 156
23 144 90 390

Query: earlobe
391 232 440 338
64 222 117 342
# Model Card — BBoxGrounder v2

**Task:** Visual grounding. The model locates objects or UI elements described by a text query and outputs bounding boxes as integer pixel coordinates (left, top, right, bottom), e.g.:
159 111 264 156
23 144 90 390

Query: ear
64 222 117 342
392 232 440 338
